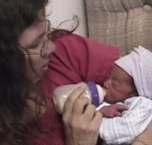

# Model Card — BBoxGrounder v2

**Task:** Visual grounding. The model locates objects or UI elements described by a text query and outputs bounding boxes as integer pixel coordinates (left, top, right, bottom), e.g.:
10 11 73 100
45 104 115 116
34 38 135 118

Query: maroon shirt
32 33 120 145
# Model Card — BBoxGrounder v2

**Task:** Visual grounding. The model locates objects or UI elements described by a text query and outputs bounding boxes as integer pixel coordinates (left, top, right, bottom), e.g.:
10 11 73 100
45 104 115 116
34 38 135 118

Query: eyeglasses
39 20 51 56
19 20 51 57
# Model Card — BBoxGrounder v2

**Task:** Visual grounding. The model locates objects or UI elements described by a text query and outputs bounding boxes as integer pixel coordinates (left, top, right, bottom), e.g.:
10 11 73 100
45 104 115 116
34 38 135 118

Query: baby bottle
53 81 106 114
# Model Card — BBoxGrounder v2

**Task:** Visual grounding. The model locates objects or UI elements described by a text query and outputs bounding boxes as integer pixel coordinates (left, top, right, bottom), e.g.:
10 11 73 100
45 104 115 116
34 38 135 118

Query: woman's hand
62 87 102 145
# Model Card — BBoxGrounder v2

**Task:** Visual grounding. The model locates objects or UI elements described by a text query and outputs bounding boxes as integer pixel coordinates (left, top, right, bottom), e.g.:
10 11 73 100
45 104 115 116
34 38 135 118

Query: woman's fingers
72 96 89 118
63 87 85 111
62 86 103 145
90 111 103 130
82 104 96 121
62 87 86 121
62 87 102 145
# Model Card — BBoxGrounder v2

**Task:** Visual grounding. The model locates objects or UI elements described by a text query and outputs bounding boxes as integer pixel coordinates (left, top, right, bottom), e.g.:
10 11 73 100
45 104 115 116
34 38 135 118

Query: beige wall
46 0 87 36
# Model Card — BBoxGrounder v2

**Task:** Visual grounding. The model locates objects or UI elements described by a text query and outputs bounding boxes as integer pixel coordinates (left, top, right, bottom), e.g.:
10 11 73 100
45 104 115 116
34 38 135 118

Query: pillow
85 0 152 55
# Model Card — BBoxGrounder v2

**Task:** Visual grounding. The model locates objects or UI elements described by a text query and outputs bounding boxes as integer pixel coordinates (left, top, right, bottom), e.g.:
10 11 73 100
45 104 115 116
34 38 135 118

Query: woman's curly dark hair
0 0 48 144
49 15 79 42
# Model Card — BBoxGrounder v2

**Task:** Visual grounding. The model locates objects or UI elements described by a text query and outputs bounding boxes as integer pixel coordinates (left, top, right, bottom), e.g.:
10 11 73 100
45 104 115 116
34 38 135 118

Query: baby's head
104 46 152 103
103 64 137 104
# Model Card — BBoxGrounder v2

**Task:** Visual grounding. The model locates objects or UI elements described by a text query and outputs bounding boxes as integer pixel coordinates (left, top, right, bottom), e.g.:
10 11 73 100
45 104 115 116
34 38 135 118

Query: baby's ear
119 55 123 58
131 81 138 96
131 92 137 97
130 88 138 97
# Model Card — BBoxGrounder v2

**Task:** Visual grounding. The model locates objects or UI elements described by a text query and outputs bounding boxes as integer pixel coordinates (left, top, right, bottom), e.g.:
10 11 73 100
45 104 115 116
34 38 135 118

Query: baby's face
103 65 137 104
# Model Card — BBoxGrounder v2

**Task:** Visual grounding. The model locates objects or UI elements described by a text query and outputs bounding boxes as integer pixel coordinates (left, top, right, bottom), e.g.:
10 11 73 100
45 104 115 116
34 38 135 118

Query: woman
0 0 54 144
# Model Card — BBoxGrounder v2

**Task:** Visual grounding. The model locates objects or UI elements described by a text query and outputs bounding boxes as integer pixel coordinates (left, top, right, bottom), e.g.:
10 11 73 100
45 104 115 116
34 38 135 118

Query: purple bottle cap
86 81 99 107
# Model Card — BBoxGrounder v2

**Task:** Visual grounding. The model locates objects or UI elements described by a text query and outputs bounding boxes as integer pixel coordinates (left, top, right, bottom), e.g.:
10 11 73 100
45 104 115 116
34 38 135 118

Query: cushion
85 0 152 55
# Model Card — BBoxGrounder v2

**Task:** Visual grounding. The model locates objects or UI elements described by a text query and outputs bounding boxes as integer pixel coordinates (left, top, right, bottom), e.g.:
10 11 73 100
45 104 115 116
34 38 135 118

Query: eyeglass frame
19 20 51 57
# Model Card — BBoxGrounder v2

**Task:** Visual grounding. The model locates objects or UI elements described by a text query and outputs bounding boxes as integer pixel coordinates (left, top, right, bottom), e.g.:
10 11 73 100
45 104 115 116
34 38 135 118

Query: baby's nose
103 80 109 88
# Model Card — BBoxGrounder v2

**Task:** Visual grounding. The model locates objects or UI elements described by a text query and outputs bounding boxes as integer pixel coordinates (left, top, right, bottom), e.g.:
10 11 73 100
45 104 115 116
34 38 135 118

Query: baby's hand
100 104 129 118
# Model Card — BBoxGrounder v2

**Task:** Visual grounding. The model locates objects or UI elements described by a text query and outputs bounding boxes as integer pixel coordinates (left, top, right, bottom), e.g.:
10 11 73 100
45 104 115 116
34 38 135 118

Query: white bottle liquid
53 81 106 114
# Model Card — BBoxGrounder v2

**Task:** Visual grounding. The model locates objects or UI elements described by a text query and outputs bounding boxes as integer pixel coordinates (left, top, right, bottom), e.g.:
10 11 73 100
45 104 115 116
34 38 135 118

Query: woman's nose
42 40 56 58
